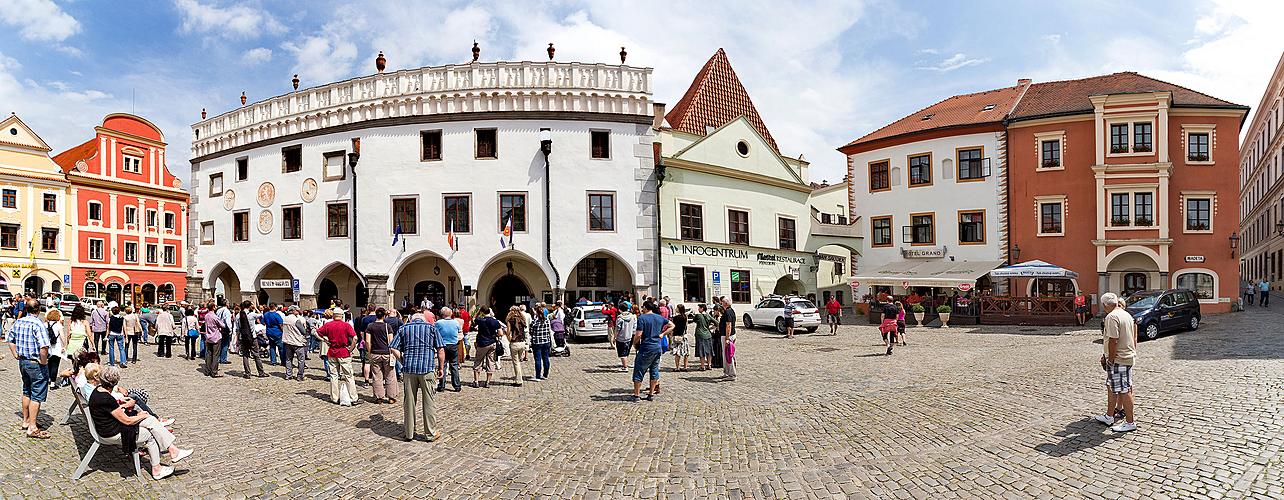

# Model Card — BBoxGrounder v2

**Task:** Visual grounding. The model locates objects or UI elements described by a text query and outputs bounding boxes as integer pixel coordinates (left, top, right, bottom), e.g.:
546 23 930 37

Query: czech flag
447 220 458 252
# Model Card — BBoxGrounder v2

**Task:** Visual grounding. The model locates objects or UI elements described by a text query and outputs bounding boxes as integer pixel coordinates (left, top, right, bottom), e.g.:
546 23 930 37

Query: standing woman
670 304 691 371
66 305 92 363
503 305 528 386
182 308 200 360
709 304 725 369
236 302 268 379
364 308 398 403
470 306 503 388
155 306 176 358
613 303 637 372
45 309 67 389
692 304 714 371
123 306 142 364
528 305 553 381
108 306 127 368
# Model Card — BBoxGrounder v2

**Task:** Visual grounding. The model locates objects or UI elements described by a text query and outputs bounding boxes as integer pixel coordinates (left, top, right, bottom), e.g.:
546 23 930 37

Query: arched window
84 282 99 298
1176 272 1216 300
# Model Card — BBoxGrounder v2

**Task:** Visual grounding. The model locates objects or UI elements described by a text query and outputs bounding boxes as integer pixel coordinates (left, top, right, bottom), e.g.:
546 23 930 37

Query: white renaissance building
186 50 657 310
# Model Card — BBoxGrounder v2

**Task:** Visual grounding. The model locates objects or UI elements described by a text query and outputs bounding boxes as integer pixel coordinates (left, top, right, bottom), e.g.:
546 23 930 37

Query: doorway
1123 273 1147 296
682 267 705 303
318 278 339 309
489 275 531 313
24 276 44 295
413 281 446 310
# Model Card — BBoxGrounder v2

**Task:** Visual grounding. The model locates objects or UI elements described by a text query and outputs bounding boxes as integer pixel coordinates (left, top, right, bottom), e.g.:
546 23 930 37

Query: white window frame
163 244 177 265
145 243 158 264
200 221 214 245
124 241 139 263
1181 191 1215 234
87 201 103 223
146 208 158 229
323 151 346 181
1105 186 1159 230
1034 131 1066 171
1035 195 1067 237
124 206 137 226
122 154 142 174
88 238 104 261
1105 116 1157 158
163 211 176 230
209 173 224 198
1181 124 1216 166
1172 268 1220 304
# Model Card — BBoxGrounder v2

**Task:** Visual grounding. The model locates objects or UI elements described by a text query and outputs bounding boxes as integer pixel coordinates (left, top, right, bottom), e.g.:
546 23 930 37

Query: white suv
743 296 821 334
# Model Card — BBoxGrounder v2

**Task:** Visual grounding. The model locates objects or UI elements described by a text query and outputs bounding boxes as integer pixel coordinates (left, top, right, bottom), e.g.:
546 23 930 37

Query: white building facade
1240 51 1284 294
187 58 657 310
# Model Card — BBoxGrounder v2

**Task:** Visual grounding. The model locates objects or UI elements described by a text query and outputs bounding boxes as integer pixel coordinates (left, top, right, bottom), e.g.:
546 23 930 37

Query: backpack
46 321 58 346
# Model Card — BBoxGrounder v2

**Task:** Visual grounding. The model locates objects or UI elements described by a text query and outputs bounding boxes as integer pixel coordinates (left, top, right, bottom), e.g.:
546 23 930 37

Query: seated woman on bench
86 366 193 480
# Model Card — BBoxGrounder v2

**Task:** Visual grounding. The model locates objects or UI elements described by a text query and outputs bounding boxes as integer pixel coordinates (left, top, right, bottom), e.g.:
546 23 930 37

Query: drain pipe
540 129 561 300
347 140 361 297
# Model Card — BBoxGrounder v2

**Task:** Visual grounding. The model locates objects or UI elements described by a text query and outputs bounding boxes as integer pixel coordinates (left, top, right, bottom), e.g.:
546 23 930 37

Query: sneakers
171 448 194 463
152 465 175 480
1094 414 1115 425
1111 421 1137 433
158 418 175 427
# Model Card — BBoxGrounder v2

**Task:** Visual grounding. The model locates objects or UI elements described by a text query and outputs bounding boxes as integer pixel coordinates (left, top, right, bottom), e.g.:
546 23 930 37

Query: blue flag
392 223 402 247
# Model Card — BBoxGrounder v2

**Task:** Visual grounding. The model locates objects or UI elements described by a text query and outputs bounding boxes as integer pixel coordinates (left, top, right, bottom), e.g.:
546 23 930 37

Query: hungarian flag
500 215 512 250
447 220 458 251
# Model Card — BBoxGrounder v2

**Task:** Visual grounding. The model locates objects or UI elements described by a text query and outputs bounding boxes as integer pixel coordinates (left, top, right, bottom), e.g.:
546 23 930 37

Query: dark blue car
1125 288 1201 340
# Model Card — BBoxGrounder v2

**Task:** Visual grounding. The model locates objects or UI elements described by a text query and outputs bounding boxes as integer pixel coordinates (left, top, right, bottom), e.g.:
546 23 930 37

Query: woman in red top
1074 291 1090 326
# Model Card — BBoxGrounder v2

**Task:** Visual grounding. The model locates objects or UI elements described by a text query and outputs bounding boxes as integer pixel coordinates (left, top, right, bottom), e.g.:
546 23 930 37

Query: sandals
26 429 51 439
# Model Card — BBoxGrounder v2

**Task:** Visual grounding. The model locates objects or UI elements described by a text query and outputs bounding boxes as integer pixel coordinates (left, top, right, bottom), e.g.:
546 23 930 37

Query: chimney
651 102 666 129
1017 78 1032 86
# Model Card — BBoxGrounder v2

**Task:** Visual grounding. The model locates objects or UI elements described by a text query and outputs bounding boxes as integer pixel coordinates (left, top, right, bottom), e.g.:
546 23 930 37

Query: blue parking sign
712 271 721 284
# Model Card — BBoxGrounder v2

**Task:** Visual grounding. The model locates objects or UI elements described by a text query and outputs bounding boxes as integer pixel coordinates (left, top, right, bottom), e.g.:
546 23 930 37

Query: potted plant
1110 217 1131 227
1134 216 1153 227
1134 144 1152 152
1041 159 1060 168
1189 153 1210 162
911 304 926 327
936 305 952 328
1111 145 1129 154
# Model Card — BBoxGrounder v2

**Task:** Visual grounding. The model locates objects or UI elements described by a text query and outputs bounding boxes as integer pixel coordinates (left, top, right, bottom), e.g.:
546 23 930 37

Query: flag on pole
500 214 512 250
447 219 458 251
392 223 402 247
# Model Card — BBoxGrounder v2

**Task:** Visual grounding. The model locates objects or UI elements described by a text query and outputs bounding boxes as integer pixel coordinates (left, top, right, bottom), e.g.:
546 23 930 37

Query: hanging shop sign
667 241 807 265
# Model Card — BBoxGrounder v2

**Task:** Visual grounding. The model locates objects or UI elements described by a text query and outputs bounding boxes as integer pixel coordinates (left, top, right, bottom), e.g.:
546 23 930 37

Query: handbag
494 340 505 358
187 328 199 338
725 337 735 358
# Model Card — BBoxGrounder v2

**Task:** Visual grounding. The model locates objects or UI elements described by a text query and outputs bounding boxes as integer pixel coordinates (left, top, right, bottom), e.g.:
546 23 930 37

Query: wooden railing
979 296 1076 325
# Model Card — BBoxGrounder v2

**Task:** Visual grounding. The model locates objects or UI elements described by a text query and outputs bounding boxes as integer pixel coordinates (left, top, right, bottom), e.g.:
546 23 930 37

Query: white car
569 304 611 340
57 293 80 314
743 296 821 334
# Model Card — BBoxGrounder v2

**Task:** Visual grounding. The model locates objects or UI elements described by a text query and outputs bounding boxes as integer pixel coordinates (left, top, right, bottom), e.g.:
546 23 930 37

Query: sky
1 0 1281 186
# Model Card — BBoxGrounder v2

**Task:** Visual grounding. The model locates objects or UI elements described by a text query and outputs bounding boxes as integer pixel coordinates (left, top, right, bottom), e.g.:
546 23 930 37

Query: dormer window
122 155 142 173
921 113 935 121
981 104 995 111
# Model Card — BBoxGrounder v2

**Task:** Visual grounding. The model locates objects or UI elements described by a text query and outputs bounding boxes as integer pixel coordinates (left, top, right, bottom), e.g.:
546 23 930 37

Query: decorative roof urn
201 108 206 119
620 46 627 64
375 51 386 73
547 43 555 61
292 74 299 90
471 41 480 62
240 91 246 105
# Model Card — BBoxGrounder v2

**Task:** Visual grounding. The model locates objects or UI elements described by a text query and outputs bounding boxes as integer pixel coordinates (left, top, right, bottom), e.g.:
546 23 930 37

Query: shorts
1107 363 1133 394
783 317 795 328
614 340 631 358
896 320 906 334
632 349 661 383
827 314 840 325
472 344 496 373
1076 306 1090 314
19 359 49 403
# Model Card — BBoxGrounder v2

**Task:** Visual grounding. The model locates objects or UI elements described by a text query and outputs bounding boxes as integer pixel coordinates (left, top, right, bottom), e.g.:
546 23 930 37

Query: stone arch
1102 245 1164 272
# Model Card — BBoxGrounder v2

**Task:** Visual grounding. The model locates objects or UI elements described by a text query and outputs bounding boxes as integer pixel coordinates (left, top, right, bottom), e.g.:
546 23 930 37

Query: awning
849 260 1005 288
988 260 1079 279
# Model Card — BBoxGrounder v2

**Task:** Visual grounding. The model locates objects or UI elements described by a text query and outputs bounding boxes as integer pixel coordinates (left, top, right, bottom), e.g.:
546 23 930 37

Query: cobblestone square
2 309 1281 499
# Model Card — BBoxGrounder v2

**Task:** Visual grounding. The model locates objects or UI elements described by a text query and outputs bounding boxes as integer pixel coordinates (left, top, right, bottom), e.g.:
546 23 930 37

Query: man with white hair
1096 292 1138 432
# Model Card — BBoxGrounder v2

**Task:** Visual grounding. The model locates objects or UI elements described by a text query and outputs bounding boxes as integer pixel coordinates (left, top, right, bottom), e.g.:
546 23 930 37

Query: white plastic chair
70 386 144 482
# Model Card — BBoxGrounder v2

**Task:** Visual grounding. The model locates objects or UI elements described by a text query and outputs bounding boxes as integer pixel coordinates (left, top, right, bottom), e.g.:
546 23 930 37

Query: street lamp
1010 244 1021 263
1276 221 1283 235
1229 232 1239 257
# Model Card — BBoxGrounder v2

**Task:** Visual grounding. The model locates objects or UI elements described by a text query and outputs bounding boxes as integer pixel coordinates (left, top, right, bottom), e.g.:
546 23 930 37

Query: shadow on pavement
355 413 405 440
588 387 634 402
1034 417 1122 457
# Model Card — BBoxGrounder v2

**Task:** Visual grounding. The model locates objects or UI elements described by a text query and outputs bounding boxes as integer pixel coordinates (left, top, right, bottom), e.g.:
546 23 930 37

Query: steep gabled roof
1010 71 1247 121
0 114 53 152
53 138 98 173
665 48 778 152
839 83 1026 151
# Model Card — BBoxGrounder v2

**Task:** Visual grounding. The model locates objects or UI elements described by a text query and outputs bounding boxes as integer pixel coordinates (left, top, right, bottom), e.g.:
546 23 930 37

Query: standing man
215 299 234 364
1260 279 1270 308
90 300 109 352
389 312 445 442
281 306 309 381
318 311 358 406
825 296 841 335
201 304 225 378
1095 293 1138 433
630 301 673 402
718 297 737 380
261 303 285 366
6 299 50 438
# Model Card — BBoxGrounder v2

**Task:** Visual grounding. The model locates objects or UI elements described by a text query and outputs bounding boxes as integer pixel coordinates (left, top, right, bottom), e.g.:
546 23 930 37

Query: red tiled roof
52 138 97 173
840 84 1026 151
666 48 778 151
1010 71 1246 121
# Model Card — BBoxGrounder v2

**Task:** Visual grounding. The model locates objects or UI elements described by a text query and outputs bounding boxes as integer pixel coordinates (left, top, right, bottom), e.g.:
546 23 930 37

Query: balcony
810 215 861 239
191 61 653 158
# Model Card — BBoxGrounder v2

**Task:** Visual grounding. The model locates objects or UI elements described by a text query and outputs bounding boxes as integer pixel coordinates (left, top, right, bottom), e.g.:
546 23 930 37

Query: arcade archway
24 276 44 295
390 251 461 310
207 262 242 306
773 275 805 296
564 250 635 304
313 262 364 310
253 261 295 306
478 251 552 312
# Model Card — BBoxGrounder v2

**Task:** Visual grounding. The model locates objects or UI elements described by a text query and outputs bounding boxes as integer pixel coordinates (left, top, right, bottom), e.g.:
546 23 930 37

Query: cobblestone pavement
1 308 1281 499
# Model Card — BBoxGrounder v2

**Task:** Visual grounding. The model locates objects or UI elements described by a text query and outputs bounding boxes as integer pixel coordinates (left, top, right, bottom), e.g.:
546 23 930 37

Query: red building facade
1007 73 1246 313
53 113 188 305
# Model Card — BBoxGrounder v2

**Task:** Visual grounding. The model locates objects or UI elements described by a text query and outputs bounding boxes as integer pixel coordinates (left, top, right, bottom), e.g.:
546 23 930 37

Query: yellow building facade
0 114 73 296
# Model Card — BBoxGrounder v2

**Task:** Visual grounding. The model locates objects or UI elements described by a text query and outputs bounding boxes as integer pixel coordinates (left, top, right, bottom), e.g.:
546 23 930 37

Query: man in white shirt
1095 292 1138 433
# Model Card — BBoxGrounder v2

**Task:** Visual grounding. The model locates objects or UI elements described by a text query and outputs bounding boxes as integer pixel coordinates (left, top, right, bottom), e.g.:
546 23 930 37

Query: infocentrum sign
667 242 806 265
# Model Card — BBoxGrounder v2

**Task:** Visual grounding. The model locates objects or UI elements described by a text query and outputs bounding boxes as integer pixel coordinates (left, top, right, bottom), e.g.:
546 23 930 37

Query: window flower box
1188 153 1210 162
1133 144 1152 153
1041 160 1061 168
1187 222 1210 231
1110 217 1132 227
1134 216 1153 227
1110 145 1130 154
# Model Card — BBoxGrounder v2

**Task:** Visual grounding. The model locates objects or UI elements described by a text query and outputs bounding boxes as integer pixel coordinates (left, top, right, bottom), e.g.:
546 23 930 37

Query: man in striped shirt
390 316 445 442
6 299 50 438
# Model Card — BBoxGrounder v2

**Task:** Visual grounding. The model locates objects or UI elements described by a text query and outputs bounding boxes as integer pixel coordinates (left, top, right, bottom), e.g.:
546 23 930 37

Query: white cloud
174 0 285 39
917 53 989 72
241 47 272 64
0 0 81 42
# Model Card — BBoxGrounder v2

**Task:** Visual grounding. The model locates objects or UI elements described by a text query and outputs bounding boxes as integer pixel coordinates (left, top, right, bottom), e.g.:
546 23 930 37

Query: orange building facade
53 114 188 305
1006 73 1247 313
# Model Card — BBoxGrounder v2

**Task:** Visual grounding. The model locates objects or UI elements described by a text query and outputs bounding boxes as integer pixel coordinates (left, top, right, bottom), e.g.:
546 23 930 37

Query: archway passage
773 275 805 296
490 274 532 313
314 263 363 310
208 263 242 307
24 276 44 295
1104 250 1161 298
318 279 339 309
141 284 157 304
413 281 446 311
105 283 123 304
564 250 635 305
254 262 295 306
